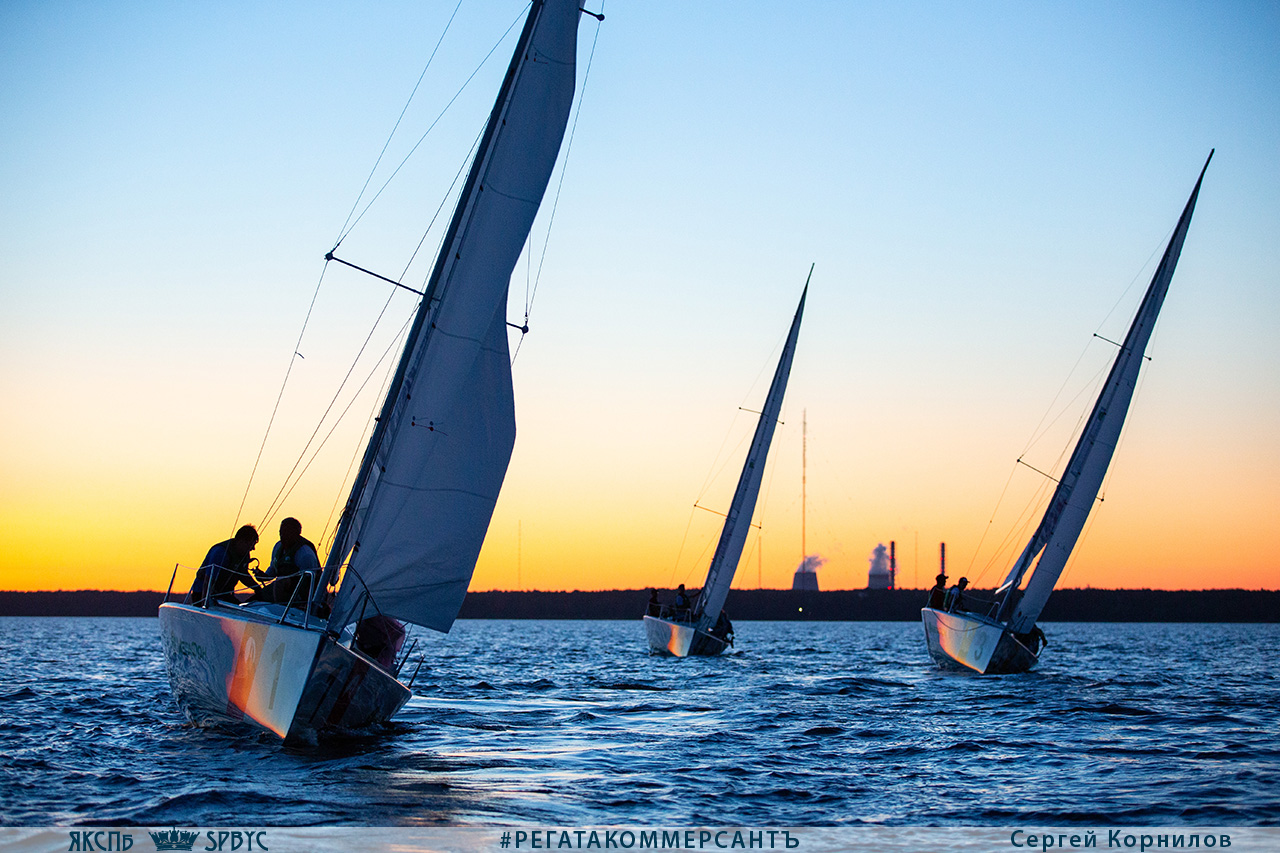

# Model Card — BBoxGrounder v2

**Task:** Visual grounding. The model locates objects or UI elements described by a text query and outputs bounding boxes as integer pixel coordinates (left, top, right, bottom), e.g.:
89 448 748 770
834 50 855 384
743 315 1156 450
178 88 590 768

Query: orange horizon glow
2 397 1277 595
3 525 1276 595
3 413 1276 595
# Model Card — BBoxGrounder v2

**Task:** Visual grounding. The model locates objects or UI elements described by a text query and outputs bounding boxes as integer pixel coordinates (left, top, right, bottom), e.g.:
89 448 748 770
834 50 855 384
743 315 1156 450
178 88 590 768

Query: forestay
997 153 1212 633
695 283 808 632
326 0 581 633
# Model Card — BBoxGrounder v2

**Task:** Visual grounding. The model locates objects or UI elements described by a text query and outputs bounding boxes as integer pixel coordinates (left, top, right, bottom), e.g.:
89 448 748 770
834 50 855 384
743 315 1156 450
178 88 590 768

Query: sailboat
158 0 590 739
922 152 1212 674
645 275 809 657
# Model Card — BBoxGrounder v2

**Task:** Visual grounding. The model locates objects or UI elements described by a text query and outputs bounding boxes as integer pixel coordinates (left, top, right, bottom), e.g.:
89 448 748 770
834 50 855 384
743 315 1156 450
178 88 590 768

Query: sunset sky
2 1 1277 595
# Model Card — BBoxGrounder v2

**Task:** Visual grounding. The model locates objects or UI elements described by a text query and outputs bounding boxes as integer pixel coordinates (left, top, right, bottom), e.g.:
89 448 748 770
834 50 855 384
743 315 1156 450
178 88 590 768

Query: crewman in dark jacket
260 517 321 605
927 573 948 610
190 525 261 606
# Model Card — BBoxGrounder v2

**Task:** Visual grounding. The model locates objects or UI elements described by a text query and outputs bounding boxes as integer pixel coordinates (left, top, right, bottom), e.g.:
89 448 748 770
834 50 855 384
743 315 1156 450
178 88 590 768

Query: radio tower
791 410 820 591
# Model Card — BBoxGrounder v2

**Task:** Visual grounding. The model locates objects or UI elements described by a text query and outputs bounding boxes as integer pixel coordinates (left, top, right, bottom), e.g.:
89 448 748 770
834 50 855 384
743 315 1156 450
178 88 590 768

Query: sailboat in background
158 0 591 739
645 275 809 657
922 152 1213 674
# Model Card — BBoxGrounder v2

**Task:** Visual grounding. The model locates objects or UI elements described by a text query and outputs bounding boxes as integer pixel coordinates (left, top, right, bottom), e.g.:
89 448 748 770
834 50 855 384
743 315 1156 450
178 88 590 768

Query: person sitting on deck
673 584 691 619
190 525 262 606
646 588 661 617
944 577 969 613
256 517 321 606
927 573 948 610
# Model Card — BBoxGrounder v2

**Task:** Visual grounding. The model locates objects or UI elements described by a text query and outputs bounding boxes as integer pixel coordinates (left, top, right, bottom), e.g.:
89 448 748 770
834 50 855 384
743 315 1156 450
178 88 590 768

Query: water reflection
0 618 1276 825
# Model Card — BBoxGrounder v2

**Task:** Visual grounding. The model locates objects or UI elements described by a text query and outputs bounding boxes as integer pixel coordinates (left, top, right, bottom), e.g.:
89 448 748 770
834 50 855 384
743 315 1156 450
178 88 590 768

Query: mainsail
694 278 809 632
997 152 1213 633
326 0 582 632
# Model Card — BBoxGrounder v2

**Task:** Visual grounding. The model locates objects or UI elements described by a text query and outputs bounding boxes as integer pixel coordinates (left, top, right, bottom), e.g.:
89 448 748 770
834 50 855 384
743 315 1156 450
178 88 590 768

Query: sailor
646 588 661 616
259 517 321 605
190 525 261 606
354 613 406 670
674 584 691 618
945 577 969 613
927 573 948 609
713 610 735 646
1019 624 1049 655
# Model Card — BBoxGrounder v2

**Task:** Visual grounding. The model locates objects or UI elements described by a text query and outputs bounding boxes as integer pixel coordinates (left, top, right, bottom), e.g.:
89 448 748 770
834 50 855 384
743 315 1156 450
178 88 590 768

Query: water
1 618 1277 826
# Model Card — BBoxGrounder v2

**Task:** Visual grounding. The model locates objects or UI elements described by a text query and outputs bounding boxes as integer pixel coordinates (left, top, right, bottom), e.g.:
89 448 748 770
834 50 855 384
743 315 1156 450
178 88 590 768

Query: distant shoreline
1 588 1276 622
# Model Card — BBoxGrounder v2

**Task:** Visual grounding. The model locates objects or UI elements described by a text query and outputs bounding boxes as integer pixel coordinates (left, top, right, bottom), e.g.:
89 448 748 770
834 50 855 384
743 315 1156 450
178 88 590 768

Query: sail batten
694 280 809 633
327 0 582 633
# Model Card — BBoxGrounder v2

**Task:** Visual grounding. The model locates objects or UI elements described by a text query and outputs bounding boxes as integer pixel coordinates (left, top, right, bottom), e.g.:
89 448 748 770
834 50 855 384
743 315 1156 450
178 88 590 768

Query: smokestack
793 554 823 591
889 540 896 589
866 545 891 590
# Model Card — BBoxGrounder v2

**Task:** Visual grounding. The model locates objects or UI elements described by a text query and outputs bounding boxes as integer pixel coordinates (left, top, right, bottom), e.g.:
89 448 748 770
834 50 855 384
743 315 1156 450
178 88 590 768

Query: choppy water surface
1 618 1277 826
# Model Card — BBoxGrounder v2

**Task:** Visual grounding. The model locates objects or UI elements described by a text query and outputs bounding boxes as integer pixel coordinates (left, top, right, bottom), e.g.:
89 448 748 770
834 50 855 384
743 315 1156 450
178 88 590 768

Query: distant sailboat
922 153 1212 674
645 275 809 656
158 0 591 738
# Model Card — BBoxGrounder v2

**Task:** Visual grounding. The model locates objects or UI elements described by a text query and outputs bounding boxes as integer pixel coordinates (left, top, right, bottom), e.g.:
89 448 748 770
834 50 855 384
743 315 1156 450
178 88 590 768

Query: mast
326 0 582 632
997 152 1212 632
326 3 548 579
694 271 810 631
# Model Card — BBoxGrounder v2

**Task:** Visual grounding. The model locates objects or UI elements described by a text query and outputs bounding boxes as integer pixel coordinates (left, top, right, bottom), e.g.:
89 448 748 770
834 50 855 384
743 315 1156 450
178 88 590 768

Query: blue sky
2 2 1277 591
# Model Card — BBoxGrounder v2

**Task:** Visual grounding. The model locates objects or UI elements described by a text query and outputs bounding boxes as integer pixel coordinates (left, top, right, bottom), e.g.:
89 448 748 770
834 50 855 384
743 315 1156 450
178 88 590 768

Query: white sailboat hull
921 607 1037 674
159 602 410 740
643 615 729 657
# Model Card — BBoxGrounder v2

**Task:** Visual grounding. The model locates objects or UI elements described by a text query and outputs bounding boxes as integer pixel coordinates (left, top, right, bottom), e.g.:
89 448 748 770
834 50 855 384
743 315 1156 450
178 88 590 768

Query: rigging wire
334 7 528 249
233 4 471 535
967 460 1052 585
333 0 466 247
1056 335 1159 589
965 219 1176 589
233 263 331 535
691 329 787 503
318 317 413 557
671 523 719 590
1018 220 1172 460
235 7 518 537
298 4 602 566
303 78 498 553
237 3 604 555
667 506 700 588
322 422 369 561
262 309 415 536
1019 348 1114 466
1093 217 1178 347
699 430 755 509
512 1 607 362
256 281 408 528
402 125 485 284
739 393 794 587
668 324 790 588
967 398 1089 588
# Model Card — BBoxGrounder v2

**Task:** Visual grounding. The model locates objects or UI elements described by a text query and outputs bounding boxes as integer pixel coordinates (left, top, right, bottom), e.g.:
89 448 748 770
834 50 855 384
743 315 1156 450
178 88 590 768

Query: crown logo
148 828 200 851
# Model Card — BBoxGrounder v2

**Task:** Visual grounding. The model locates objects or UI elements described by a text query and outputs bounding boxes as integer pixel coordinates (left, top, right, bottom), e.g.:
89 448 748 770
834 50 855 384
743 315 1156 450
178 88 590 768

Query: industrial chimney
889 541 897 590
